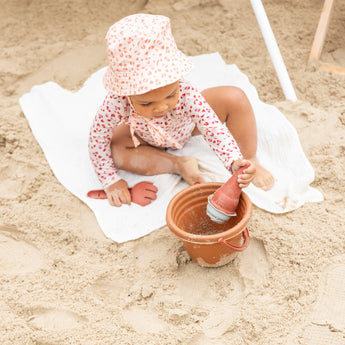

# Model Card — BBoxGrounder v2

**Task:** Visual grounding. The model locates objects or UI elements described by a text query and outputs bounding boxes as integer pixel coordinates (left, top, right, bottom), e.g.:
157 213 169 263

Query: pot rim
166 182 252 243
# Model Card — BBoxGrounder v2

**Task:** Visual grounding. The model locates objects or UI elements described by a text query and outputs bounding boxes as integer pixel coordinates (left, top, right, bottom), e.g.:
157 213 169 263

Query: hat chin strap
127 97 182 150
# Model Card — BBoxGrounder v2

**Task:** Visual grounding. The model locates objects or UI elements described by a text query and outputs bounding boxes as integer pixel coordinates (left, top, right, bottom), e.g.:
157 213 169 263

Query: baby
89 14 274 207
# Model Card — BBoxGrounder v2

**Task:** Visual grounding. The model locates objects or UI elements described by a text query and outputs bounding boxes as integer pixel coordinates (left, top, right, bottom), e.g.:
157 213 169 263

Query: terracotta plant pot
166 182 252 267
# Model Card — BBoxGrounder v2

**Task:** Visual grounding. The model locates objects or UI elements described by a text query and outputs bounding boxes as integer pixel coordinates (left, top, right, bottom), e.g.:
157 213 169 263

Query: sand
1 0 345 344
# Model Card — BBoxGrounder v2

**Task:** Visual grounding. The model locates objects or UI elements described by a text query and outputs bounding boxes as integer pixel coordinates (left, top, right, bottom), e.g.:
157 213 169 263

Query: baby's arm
185 84 242 170
89 93 131 205
182 81 257 187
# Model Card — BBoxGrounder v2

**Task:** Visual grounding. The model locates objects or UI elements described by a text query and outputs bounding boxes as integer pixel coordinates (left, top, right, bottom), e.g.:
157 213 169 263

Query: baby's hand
105 179 131 207
231 159 256 188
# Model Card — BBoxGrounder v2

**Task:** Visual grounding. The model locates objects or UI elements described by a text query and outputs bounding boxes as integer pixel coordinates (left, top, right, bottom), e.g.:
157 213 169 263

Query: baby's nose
155 103 169 112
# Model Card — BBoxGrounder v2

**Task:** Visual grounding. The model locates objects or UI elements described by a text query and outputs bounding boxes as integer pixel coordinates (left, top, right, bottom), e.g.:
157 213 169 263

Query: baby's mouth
154 113 166 118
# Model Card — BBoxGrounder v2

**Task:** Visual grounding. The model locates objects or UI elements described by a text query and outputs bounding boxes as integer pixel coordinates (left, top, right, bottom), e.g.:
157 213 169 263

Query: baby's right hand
105 179 131 207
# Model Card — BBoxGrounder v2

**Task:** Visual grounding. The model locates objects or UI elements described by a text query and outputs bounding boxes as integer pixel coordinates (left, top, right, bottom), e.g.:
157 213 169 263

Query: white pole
250 0 297 101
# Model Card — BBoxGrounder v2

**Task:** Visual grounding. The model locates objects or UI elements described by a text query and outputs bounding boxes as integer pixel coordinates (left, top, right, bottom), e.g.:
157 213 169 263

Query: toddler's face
129 81 179 119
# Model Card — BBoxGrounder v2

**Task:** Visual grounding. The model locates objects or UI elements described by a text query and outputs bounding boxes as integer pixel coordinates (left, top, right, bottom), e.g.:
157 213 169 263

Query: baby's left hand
231 159 256 188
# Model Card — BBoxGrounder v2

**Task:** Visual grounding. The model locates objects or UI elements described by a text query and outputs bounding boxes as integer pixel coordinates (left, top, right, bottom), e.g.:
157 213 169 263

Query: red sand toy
87 181 158 206
206 165 248 224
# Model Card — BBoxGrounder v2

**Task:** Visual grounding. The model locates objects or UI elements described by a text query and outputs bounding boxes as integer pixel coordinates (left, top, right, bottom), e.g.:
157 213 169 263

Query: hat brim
103 51 194 96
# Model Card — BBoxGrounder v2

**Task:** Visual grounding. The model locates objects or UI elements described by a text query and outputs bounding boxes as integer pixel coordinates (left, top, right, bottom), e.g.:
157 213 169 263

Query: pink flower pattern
89 79 242 188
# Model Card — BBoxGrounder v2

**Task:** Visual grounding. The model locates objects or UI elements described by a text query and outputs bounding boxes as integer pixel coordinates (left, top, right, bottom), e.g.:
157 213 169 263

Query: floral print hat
103 14 194 96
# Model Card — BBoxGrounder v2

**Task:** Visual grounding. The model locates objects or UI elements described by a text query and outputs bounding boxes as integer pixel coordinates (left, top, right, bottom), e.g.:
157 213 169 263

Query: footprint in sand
191 239 269 339
296 262 345 345
132 232 175 269
174 238 270 338
176 262 244 307
238 237 271 286
175 263 245 338
0 163 38 200
0 225 47 274
90 271 132 305
123 306 169 333
27 307 87 330
0 165 25 199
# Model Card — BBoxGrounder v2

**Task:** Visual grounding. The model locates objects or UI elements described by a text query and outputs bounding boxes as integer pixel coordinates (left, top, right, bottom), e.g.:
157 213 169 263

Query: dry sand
1 0 345 344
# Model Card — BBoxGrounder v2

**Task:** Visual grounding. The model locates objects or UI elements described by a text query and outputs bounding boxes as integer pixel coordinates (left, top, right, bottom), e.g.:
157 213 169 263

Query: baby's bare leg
111 123 204 184
200 86 274 190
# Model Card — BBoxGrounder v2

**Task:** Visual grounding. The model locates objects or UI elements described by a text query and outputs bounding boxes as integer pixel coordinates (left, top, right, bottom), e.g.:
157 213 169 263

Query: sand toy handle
218 228 250 252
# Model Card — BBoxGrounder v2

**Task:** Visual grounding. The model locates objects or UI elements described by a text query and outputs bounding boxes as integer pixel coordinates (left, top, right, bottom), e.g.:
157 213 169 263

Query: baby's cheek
136 106 153 118
170 97 179 109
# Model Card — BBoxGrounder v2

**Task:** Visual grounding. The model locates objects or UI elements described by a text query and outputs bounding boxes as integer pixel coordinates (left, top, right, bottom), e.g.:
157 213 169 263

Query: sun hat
103 14 194 96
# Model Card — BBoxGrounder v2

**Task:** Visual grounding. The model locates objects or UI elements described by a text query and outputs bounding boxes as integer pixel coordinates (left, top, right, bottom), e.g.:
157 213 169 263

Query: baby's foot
176 156 205 185
252 160 274 191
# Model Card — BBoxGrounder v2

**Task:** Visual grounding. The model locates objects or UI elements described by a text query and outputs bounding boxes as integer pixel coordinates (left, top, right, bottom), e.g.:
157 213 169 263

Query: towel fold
19 53 323 243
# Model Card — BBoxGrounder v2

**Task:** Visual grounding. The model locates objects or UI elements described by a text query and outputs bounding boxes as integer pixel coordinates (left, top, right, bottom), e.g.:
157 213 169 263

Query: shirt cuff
102 174 123 189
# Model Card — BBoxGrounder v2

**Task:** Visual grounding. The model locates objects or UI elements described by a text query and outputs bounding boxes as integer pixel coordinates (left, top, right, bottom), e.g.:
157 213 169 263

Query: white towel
19 53 323 243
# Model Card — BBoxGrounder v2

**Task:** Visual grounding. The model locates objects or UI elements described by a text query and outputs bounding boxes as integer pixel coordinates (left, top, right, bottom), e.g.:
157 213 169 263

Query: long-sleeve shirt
89 79 242 188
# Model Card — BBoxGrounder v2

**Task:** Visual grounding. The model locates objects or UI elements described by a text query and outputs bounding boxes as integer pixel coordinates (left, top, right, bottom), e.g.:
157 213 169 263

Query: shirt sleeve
88 93 124 189
183 81 243 171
